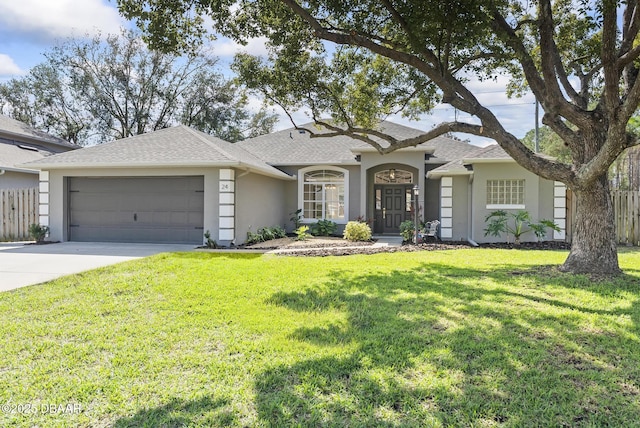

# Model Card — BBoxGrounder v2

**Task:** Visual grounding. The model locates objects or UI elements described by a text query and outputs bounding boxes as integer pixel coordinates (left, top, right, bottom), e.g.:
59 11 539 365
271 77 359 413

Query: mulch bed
478 241 572 250
277 241 571 257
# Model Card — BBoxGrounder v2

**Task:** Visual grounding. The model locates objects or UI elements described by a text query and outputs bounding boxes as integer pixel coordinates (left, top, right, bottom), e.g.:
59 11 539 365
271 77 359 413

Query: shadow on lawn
114 396 235 427
256 263 640 427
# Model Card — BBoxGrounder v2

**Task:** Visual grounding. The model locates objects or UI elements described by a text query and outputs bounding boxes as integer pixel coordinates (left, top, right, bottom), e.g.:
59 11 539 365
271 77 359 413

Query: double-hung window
300 167 348 222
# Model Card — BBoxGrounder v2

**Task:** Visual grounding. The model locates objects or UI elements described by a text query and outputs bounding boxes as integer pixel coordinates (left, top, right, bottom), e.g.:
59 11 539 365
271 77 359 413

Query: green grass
1 249 640 427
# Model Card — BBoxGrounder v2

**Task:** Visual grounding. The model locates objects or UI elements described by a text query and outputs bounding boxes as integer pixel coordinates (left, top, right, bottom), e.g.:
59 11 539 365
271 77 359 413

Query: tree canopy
0 29 277 145
117 0 640 275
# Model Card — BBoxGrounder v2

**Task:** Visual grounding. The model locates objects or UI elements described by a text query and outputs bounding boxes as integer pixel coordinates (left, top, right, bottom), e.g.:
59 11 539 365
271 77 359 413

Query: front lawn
1 249 640 427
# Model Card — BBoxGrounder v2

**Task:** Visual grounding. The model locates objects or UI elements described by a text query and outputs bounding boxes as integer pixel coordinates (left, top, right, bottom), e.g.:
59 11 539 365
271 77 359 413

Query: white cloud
209 36 269 58
0 54 23 76
0 0 124 41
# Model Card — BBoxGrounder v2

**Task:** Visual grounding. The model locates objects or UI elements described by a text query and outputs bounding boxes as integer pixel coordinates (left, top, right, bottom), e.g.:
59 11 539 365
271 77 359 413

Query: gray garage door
68 176 204 244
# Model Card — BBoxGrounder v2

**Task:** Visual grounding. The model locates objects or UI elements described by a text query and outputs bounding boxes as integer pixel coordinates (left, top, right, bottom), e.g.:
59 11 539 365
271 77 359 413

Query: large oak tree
118 0 640 275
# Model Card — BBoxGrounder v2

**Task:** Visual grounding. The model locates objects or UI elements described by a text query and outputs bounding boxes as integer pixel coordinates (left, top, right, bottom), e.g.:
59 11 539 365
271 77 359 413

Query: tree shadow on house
255 262 640 427
114 396 235 427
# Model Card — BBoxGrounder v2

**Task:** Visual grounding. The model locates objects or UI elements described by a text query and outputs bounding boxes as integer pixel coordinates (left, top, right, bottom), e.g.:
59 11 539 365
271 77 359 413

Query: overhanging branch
296 120 484 154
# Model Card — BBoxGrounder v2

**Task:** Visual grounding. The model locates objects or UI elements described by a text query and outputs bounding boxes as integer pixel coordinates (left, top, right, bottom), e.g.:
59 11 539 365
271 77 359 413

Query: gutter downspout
467 174 479 247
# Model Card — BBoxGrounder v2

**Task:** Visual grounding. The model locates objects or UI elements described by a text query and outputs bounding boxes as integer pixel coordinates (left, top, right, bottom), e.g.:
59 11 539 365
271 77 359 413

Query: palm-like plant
484 210 559 244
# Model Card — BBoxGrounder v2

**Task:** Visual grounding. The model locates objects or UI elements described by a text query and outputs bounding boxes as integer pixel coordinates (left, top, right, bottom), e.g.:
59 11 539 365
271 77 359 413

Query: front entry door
374 185 412 234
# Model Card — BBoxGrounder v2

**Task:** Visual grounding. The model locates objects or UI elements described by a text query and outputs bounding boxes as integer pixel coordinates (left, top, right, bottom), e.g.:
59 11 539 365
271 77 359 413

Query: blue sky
0 0 538 146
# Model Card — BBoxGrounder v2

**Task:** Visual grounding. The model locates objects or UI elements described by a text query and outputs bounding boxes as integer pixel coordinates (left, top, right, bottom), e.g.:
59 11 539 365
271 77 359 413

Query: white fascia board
350 146 435 154
427 169 472 179
18 160 294 180
268 161 360 166
462 158 516 165
0 165 39 174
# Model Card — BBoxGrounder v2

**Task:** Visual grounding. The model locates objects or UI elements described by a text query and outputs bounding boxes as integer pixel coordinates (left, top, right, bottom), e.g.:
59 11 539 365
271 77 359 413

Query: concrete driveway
0 242 195 292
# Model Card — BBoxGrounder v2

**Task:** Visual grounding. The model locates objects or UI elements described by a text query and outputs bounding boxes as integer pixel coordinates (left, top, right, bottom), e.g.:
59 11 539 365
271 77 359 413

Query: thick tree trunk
561 176 621 275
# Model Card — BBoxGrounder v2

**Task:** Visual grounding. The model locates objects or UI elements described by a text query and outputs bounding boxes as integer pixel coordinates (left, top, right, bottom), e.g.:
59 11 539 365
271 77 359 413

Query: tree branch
299 120 485 154
601 1 621 116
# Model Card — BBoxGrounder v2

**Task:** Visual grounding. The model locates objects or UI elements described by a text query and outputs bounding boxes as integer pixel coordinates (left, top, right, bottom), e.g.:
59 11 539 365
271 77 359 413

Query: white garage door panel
68 176 205 244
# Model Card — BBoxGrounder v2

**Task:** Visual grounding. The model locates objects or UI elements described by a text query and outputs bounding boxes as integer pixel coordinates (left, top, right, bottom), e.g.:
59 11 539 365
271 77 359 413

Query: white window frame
486 179 525 209
298 166 349 224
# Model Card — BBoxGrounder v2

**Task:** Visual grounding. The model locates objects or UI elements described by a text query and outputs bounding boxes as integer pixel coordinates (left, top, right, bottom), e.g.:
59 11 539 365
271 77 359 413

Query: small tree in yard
118 0 640 275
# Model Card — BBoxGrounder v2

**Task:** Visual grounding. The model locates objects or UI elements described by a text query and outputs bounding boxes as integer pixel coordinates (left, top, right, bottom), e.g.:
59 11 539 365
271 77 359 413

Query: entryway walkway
371 235 403 247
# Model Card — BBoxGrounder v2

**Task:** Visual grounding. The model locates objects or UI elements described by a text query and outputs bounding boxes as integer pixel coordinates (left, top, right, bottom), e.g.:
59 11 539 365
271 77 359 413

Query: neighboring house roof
0 142 54 174
0 115 77 150
21 125 293 180
237 121 481 166
0 115 79 173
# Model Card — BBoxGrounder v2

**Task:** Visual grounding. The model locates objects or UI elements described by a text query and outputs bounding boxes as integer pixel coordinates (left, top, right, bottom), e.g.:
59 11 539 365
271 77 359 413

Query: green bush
295 225 311 241
310 219 338 236
343 221 372 241
29 223 49 243
203 230 219 248
399 220 415 242
246 226 287 245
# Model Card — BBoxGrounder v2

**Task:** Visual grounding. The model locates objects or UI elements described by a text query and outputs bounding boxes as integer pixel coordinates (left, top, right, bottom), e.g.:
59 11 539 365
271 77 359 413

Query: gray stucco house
22 122 568 245
0 115 79 190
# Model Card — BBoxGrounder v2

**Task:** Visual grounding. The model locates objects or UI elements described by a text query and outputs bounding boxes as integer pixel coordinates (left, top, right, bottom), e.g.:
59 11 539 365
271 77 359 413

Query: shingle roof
0 115 77 150
427 144 516 178
0 142 48 172
237 121 481 165
463 144 512 160
21 121 495 179
0 116 79 172
22 125 291 179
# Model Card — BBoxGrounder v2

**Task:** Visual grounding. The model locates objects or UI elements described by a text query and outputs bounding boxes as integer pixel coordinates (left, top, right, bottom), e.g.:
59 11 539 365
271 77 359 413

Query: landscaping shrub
29 223 49 243
295 225 311 241
310 219 338 236
246 226 287 245
399 220 415 242
343 221 372 241
203 230 219 248
484 210 559 243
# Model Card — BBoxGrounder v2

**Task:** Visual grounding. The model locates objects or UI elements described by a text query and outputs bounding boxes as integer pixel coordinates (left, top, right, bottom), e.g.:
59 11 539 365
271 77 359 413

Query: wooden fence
612 190 640 246
0 188 38 241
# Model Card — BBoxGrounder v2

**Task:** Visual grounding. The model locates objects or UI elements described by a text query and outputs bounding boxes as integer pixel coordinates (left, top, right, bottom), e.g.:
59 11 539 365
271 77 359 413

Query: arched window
374 169 413 184
299 167 348 222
